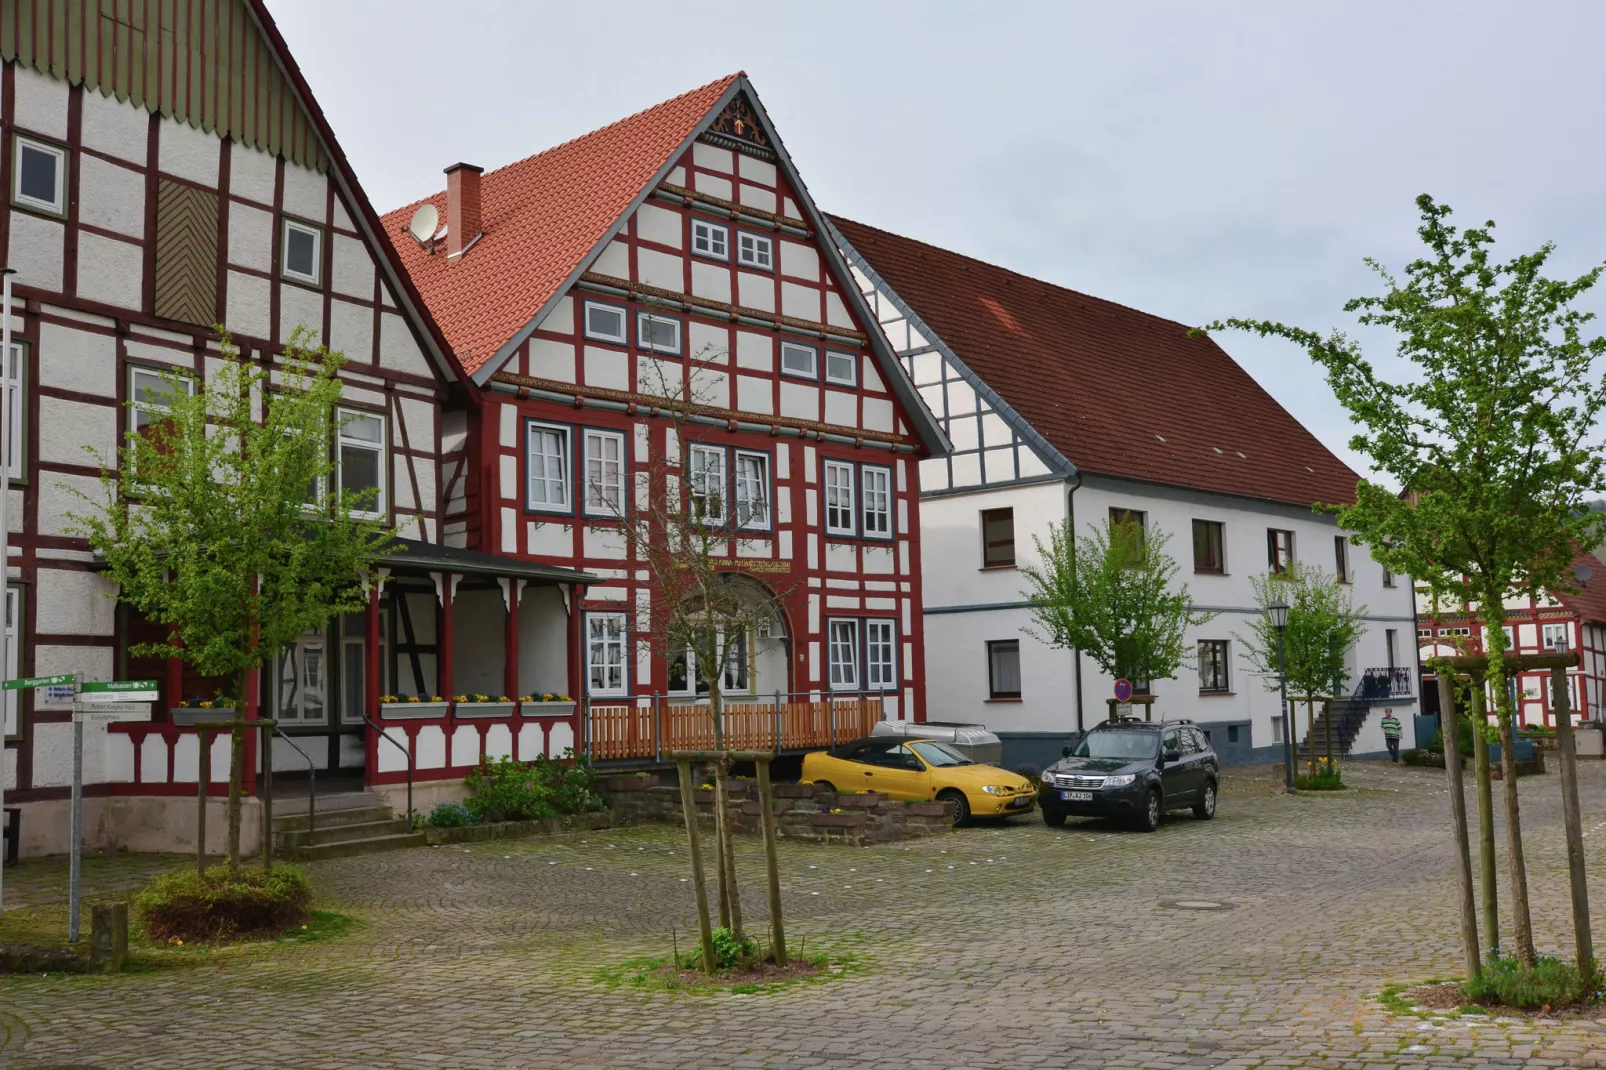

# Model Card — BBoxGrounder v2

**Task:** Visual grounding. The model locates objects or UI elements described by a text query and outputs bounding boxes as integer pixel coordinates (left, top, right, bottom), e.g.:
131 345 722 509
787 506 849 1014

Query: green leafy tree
1203 195 1606 970
66 329 396 872
1022 518 1215 700
1237 561 1367 765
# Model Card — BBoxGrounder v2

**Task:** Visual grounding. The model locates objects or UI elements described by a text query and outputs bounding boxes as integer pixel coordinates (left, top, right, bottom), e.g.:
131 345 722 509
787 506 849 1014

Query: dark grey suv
1037 719 1219 832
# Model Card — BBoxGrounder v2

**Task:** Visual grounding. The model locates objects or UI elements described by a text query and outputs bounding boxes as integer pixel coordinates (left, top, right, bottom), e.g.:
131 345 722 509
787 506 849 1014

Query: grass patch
1462 953 1596 1010
134 864 312 943
124 909 356 971
596 949 861 996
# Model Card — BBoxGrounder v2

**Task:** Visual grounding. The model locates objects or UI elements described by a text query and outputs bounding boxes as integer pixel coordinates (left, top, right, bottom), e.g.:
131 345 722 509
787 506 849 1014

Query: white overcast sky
271 0 1606 478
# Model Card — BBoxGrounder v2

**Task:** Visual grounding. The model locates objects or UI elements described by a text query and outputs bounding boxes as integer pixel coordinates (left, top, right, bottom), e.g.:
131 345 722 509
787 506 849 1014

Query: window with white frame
865 619 897 691
691 218 728 260
825 350 857 387
861 465 891 538
637 312 682 355
583 301 628 344
824 460 855 536
340 610 387 723
128 366 195 476
12 135 66 216
828 619 859 690
336 408 386 518
274 626 327 723
281 218 323 286
737 231 773 270
734 450 770 530
586 612 628 696
527 422 570 511
3 587 17 737
668 628 750 695
688 443 727 524
780 341 818 379
583 429 625 517
1543 622 1571 652
3 343 23 480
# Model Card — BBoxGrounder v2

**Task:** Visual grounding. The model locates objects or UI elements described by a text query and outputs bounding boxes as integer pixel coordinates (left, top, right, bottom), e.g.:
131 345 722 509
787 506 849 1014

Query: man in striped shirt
1381 710 1403 761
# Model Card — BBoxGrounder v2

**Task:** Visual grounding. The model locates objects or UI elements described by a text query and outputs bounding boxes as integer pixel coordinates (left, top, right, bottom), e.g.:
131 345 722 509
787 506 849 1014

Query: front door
275 628 327 725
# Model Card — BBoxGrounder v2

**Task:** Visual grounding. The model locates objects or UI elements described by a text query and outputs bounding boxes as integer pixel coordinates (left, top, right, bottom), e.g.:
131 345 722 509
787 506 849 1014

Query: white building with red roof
829 217 1421 768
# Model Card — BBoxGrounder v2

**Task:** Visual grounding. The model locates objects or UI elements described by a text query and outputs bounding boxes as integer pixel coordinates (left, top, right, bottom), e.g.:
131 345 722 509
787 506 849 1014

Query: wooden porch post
438 573 455 703
502 578 524 701
570 584 586 756
366 580 381 717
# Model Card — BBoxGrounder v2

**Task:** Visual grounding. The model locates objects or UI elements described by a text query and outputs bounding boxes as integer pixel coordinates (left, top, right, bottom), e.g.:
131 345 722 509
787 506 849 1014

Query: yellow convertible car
801 736 1036 825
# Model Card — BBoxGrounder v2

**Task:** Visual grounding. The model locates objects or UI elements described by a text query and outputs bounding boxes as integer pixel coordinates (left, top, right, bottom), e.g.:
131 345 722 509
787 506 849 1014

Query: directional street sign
2 673 73 691
80 689 159 704
81 680 159 693
72 702 151 723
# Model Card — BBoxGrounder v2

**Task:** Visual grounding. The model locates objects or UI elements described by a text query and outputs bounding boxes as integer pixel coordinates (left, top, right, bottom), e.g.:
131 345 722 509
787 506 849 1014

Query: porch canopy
376 537 599 588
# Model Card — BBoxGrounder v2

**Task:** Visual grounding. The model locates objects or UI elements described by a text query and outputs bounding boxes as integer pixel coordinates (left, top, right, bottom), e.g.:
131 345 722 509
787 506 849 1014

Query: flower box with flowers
517 693 575 716
171 698 239 725
379 695 448 719
454 695 516 718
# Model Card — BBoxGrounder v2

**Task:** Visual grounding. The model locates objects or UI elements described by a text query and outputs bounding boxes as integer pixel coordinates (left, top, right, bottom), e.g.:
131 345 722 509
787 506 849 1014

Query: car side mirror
1162 749 1182 764
1061 746 1073 758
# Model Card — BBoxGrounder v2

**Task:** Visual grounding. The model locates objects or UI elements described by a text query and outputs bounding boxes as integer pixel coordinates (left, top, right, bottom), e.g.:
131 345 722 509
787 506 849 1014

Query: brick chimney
444 162 483 260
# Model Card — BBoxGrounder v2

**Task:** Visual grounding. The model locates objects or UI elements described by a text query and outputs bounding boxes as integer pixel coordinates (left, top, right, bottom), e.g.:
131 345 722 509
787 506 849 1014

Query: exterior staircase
273 790 426 861
1297 698 1372 758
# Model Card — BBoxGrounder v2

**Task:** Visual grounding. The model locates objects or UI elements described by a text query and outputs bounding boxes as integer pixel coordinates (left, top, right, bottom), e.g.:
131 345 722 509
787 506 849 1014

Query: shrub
134 864 311 943
680 926 758 970
1294 759 1345 791
463 751 606 823
1462 953 1596 1009
425 802 476 828
1427 718 1475 757
1401 748 1430 767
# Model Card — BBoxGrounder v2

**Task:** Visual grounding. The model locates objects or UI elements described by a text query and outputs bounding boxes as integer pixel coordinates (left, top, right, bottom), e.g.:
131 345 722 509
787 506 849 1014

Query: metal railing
271 727 316 843
363 715 413 828
585 691 886 761
1355 667 1413 702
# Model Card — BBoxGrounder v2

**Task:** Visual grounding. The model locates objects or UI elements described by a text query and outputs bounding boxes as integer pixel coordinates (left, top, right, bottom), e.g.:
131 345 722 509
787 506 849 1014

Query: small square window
281 219 322 285
737 232 773 270
982 507 1015 568
780 341 817 379
691 219 728 260
12 136 65 216
584 302 628 345
637 312 682 355
825 351 857 387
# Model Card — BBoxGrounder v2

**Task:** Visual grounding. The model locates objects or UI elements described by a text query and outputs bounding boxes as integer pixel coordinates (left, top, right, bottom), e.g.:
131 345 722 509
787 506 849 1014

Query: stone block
601 775 659 791
810 812 868 828
905 802 951 818
773 783 816 799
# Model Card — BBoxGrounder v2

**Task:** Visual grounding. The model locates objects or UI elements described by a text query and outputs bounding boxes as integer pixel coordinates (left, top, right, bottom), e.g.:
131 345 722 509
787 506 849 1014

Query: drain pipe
1066 472 1085 737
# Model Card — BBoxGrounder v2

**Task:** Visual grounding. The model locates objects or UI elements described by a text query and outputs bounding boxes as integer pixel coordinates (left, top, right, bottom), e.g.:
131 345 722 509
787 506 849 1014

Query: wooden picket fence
585 695 883 760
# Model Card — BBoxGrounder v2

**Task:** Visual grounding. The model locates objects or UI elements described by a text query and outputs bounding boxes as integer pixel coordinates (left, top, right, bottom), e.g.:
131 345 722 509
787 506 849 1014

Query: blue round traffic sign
1113 678 1133 702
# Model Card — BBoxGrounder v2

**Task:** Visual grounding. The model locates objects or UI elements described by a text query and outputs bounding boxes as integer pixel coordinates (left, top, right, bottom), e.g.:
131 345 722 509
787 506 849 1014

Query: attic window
584 301 628 345
691 219 728 261
282 219 323 286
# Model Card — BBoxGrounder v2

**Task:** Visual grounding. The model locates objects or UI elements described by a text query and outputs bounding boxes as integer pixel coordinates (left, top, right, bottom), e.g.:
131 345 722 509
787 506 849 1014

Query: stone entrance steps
273 791 426 861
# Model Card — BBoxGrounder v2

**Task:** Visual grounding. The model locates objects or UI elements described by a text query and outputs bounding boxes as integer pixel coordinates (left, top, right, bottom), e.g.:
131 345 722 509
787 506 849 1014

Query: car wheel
1041 808 1067 828
813 781 836 794
1135 789 1161 833
938 789 970 827
1193 780 1217 820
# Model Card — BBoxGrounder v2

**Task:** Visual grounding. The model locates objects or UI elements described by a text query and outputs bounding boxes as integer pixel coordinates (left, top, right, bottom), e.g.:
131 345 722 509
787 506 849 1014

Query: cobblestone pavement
3 761 1606 1069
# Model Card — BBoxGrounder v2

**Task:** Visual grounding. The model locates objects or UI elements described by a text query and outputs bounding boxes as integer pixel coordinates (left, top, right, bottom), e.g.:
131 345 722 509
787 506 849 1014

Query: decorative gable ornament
707 94 770 148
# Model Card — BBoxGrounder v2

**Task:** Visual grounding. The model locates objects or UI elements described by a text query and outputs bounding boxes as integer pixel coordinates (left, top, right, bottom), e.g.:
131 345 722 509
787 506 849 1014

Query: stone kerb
598 777 954 845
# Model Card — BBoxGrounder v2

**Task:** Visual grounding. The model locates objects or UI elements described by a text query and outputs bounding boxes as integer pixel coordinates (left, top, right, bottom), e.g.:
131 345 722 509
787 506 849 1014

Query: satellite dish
1577 563 1594 585
408 204 439 246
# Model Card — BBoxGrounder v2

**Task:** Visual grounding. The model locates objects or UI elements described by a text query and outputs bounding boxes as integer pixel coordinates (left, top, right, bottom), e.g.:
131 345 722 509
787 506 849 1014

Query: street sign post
69 674 82 942
1 673 73 691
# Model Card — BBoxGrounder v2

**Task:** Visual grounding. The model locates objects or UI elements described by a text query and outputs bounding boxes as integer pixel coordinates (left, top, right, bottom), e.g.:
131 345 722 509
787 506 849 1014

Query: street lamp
1269 600 1295 793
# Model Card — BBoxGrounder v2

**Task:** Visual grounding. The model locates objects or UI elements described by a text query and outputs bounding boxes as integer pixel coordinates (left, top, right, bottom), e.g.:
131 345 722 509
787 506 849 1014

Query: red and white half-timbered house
0 0 598 856
382 74 948 762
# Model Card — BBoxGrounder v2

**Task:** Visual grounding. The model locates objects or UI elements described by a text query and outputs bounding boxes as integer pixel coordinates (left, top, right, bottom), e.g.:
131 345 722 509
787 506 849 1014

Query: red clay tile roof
830 215 1361 509
381 74 740 376
1557 552 1606 625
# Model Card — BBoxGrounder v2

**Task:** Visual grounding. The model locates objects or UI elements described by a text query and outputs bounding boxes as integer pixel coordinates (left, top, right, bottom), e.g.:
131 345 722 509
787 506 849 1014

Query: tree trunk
1496 708 1537 968
1471 689 1499 958
755 757 787 965
1550 666 1594 986
707 675 741 936
1306 698 1316 774
226 721 243 875
1437 672 1482 981
676 759 717 974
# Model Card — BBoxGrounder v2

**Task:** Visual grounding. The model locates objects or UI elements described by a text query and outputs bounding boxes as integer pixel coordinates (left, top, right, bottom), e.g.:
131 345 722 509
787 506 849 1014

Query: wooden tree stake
756 757 787 966
1471 688 1498 957
1437 673 1482 981
1551 666 1594 985
676 759 717 974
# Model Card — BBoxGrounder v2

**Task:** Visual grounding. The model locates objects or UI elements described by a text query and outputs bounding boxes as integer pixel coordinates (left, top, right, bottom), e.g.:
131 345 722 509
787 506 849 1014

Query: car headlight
1103 774 1137 787
1039 770 1054 784
981 784 1011 795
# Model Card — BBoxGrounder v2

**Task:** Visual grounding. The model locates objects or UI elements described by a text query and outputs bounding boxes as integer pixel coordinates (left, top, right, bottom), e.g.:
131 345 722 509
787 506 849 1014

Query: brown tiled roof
830 215 1361 508
1557 552 1606 625
381 74 741 376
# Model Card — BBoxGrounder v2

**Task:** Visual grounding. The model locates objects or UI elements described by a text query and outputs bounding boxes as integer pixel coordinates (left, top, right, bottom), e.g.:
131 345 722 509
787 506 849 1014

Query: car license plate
1060 790 1093 802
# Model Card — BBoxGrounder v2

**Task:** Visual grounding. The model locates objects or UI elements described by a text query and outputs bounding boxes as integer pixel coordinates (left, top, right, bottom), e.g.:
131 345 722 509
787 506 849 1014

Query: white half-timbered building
830 216 1421 769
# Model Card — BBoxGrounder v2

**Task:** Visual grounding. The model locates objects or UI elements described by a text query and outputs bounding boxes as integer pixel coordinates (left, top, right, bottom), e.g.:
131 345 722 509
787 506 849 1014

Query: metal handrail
363 714 414 829
271 727 316 841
